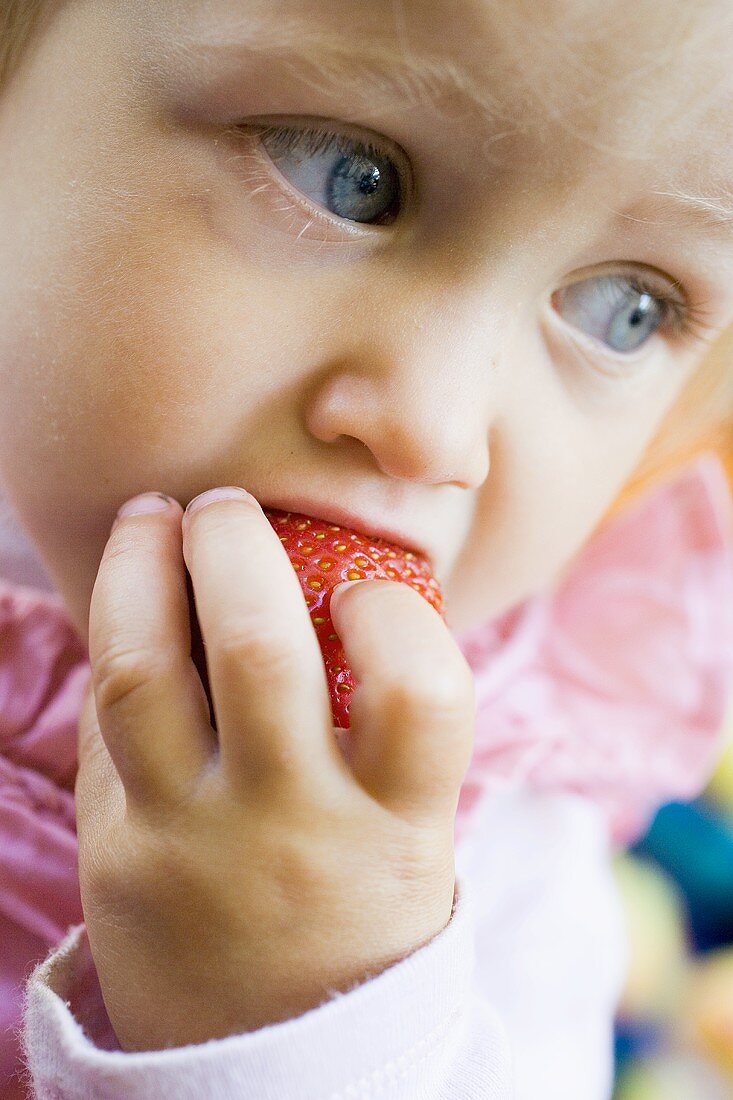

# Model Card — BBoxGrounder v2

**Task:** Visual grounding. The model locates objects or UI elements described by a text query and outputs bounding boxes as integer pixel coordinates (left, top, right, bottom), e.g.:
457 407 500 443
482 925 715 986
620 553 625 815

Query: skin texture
3 0 733 638
3 0 733 1051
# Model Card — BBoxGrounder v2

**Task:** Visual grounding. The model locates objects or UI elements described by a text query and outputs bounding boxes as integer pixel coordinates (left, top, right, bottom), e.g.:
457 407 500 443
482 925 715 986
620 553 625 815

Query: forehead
147 0 733 196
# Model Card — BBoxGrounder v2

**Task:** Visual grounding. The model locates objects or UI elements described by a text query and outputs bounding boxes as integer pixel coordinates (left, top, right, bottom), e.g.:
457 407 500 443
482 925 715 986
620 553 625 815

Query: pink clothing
2 452 733 1097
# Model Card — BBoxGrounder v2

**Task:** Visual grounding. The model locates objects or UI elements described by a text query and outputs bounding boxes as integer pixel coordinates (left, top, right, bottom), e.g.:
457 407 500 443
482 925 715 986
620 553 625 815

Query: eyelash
232 121 718 349
225 119 405 241
255 123 387 168
619 271 715 348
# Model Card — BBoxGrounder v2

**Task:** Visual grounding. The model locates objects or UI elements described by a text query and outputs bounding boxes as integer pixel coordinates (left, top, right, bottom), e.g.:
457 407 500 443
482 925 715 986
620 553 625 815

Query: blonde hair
610 328 733 517
2 0 733 513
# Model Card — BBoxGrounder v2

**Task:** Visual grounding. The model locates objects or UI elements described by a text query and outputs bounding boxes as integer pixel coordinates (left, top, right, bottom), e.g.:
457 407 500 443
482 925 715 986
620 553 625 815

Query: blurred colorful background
611 728 733 1097
611 440 733 1099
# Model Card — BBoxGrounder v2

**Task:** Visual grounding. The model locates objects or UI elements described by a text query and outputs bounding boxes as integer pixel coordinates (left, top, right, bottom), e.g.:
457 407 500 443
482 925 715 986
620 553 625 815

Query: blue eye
258 124 403 226
553 275 671 353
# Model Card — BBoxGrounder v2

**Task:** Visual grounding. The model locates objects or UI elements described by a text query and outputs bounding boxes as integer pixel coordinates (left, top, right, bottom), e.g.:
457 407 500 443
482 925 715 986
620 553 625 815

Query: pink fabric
2 451 733 1094
455 452 733 846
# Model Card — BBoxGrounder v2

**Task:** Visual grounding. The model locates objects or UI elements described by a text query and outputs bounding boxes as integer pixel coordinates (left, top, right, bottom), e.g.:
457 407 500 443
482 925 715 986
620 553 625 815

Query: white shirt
20 788 627 1099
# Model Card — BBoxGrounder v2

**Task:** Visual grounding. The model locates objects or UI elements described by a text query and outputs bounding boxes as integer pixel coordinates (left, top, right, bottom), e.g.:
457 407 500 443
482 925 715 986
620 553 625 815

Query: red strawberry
264 509 445 730
186 510 445 734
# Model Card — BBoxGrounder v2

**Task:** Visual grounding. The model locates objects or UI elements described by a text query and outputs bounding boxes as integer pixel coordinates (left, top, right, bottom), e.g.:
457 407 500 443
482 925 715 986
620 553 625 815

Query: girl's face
2 0 733 642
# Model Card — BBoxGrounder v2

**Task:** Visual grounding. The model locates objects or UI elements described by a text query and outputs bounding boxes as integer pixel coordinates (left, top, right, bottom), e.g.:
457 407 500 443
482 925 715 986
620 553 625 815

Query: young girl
2 0 733 1096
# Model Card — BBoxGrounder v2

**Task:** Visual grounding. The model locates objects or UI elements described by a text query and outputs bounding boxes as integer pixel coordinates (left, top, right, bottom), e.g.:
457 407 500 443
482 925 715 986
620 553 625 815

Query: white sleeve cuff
20 873 512 1099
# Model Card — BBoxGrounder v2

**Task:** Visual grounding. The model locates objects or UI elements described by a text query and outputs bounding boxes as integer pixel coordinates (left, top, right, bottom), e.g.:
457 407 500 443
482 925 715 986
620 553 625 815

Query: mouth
257 494 439 575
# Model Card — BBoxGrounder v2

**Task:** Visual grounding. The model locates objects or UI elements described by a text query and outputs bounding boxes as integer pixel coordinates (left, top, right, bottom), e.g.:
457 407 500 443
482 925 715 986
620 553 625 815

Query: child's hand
74 490 476 1053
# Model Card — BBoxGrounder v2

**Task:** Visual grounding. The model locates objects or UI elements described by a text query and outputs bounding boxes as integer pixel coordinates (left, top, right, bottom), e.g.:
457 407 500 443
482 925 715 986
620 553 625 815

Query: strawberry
187 509 445 734
264 509 445 730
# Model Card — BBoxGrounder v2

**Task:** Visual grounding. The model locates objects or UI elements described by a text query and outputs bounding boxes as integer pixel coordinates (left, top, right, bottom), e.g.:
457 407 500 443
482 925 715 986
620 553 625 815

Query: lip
258 494 438 574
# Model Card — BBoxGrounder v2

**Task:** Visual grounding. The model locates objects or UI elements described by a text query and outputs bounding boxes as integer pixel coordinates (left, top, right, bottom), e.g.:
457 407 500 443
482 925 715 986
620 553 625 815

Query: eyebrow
616 185 733 239
181 24 512 127
181 22 733 241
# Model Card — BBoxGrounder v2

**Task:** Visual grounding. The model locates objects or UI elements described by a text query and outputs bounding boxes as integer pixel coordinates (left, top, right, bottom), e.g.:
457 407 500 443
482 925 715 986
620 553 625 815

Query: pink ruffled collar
2 452 733 849
454 452 733 845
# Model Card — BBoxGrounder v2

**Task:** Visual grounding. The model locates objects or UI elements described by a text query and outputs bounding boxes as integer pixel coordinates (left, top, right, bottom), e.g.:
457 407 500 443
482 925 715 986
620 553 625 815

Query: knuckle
264 830 334 914
82 822 186 914
381 662 474 726
216 621 302 680
93 642 169 714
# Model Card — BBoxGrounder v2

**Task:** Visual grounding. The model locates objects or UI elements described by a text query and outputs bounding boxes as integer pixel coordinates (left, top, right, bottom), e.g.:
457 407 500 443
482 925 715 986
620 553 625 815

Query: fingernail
113 493 174 530
184 486 258 519
330 580 366 608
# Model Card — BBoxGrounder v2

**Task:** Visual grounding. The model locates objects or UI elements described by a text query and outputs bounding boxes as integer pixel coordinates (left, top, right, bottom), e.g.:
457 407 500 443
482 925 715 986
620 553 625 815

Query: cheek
446 357 672 627
0 209 319 567
2 213 299 486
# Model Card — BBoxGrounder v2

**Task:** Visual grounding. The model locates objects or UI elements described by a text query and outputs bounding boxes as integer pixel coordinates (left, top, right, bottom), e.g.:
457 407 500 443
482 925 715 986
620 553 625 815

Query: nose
304 287 496 491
